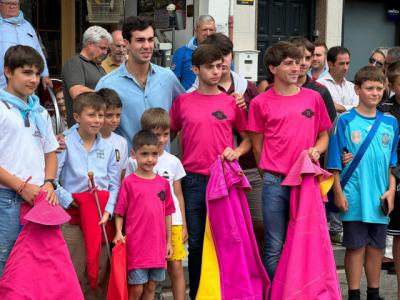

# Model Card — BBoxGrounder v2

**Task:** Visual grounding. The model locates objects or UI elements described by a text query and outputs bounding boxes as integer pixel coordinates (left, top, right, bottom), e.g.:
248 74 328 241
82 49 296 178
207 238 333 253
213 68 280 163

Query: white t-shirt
126 151 186 225
0 101 59 187
102 132 128 179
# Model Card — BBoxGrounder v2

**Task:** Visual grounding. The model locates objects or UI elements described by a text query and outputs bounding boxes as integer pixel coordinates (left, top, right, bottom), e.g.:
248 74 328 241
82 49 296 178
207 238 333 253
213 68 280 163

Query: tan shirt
101 54 122 74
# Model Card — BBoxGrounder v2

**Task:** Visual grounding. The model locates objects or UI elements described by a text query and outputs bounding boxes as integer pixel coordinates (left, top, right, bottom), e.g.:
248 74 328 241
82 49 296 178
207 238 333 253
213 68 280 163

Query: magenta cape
270 151 341 300
198 158 270 299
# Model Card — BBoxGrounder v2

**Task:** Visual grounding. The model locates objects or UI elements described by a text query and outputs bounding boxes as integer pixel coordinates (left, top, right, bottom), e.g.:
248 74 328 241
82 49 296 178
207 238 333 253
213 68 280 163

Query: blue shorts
342 221 387 249
127 268 165 285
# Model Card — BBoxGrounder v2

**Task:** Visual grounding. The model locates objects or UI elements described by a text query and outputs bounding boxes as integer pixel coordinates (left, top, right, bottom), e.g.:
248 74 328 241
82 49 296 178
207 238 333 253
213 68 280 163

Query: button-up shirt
96 63 185 149
101 54 123 74
56 128 120 214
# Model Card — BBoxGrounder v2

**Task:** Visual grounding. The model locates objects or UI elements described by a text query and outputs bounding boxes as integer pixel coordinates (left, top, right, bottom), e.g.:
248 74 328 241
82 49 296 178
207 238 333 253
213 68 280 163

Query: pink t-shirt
170 91 247 175
247 87 332 174
114 174 175 270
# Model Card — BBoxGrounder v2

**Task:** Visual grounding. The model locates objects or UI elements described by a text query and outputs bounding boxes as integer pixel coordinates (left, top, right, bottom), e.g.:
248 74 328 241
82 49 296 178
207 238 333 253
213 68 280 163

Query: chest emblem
351 131 362 144
160 171 170 180
302 109 315 118
157 190 166 201
382 133 390 147
212 110 227 120
115 149 121 162
96 149 105 159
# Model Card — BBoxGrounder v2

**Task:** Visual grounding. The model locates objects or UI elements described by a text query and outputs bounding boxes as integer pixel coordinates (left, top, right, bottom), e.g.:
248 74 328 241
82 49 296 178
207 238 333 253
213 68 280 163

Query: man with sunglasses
0 0 52 89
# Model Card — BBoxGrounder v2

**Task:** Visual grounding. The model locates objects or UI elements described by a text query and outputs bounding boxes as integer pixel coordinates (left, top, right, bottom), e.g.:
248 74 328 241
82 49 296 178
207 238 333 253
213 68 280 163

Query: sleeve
125 158 137 177
320 87 337 122
390 118 399 167
170 71 185 100
105 147 121 214
169 97 182 132
326 116 347 170
114 180 128 216
316 94 332 133
164 182 176 216
234 105 248 134
43 112 59 153
247 98 265 133
55 149 74 208
173 157 186 181
61 57 86 90
120 139 129 170
171 47 185 80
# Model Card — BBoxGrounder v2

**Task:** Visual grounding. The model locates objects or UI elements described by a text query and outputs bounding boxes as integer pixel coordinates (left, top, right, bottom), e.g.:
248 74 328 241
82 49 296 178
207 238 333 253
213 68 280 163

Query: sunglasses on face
369 57 384 68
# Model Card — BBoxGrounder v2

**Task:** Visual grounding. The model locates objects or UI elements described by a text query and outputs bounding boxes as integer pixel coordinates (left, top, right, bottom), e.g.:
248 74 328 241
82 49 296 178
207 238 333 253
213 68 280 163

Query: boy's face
355 80 384 108
269 57 300 85
132 144 159 173
4 65 40 100
152 127 170 152
221 52 232 76
102 106 121 133
192 59 223 86
299 47 312 77
73 107 105 136
390 77 400 96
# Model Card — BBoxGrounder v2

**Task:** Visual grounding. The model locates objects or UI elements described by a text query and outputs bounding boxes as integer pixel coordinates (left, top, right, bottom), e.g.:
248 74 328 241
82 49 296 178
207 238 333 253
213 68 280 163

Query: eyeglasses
0 1 19 6
369 58 384 68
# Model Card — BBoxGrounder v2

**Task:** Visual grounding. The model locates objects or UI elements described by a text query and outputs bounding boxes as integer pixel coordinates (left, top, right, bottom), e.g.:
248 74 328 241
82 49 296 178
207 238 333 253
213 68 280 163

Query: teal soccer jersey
327 108 399 224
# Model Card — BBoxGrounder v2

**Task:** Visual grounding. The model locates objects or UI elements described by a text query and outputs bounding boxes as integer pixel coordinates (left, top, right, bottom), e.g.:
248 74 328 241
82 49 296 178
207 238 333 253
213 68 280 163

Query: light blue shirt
327 109 398 224
0 16 49 88
95 63 184 149
56 127 120 214
307 64 329 80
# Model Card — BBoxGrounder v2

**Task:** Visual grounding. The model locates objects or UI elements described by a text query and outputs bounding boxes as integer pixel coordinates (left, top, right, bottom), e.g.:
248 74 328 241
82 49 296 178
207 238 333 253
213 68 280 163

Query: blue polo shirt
327 109 399 224
95 63 184 149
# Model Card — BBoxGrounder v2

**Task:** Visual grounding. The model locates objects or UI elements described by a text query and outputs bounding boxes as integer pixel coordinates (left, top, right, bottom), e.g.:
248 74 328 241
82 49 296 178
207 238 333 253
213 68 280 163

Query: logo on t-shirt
382 133 391 147
212 110 227 120
160 171 170 180
351 131 362 144
301 109 315 118
115 149 120 162
157 190 166 201
96 149 105 159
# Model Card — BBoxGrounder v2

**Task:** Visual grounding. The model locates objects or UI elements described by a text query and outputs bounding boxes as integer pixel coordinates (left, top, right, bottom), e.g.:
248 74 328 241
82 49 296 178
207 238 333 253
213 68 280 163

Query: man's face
269 57 300 85
4 65 40 99
195 21 216 44
311 46 326 70
329 53 350 81
0 0 19 19
110 32 127 63
299 47 312 77
127 27 154 65
192 59 223 86
90 38 110 64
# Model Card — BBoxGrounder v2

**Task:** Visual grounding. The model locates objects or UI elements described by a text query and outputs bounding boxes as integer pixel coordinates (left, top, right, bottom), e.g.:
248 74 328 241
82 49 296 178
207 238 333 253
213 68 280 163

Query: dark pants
182 172 209 300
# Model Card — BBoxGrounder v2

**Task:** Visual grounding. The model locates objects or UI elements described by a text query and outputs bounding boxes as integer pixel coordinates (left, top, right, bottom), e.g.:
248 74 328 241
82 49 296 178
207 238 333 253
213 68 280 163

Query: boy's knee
129 284 144 298
168 263 184 279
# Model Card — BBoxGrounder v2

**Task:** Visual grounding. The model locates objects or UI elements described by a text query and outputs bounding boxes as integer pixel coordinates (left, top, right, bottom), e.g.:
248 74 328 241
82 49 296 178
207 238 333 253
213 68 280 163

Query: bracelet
17 176 32 195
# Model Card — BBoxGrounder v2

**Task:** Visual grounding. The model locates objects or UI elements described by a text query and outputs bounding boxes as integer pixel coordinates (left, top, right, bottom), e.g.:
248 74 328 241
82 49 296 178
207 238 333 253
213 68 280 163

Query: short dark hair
192 44 223 67
122 16 154 43
141 107 170 131
327 46 350 64
73 92 106 114
202 33 233 56
387 61 400 84
96 88 122 109
354 65 386 86
287 36 315 55
4 45 44 74
132 129 159 151
314 41 328 52
263 41 302 79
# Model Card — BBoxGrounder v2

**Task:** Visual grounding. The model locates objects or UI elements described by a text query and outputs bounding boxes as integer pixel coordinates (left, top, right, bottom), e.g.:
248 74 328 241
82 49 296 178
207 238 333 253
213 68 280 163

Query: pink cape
270 151 341 300
203 158 270 299
0 192 83 299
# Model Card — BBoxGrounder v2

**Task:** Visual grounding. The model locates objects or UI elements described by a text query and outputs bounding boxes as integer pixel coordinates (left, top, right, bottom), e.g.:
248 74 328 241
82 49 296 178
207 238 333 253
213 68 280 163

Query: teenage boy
97 88 128 180
170 44 251 298
247 41 331 281
56 92 119 299
114 130 175 300
327 65 398 300
0 45 59 276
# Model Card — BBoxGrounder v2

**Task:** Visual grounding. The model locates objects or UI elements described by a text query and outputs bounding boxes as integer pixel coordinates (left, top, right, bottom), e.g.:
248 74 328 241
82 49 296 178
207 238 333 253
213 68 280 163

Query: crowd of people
1 1 400 299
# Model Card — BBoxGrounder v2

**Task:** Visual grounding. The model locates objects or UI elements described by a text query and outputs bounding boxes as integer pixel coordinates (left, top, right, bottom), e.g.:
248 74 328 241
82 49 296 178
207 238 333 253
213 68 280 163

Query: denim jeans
0 188 22 277
262 172 290 281
181 172 208 300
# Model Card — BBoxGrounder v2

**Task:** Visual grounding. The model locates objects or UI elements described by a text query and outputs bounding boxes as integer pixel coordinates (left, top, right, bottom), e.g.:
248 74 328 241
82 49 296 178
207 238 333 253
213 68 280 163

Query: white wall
232 1 256 51
325 0 343 48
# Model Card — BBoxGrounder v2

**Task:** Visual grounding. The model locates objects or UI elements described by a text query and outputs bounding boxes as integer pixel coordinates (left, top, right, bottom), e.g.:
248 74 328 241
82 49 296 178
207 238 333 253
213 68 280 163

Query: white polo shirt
0 101 59 188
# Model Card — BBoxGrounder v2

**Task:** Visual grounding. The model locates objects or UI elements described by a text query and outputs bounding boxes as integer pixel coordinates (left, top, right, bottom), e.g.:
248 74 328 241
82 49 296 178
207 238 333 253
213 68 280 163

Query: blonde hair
140 107 170 130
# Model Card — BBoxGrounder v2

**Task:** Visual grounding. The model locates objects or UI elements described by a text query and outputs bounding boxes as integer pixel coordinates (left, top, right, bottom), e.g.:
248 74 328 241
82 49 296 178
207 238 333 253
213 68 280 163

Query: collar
324 72 349 85
104 54 122 67
71 125 102 147
120 62 156 80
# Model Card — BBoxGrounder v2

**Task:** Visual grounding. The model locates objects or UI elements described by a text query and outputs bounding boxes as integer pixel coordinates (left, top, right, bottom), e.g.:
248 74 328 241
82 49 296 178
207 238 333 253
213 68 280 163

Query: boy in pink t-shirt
113 130 175 300
170 44 251 299
247 41 331 281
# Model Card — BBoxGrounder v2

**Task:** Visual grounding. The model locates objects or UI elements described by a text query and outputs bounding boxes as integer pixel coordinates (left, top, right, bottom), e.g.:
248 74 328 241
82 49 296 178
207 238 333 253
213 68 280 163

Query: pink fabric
170 91 247 175
0 223 83 299
114 174 175 270
270 151 341 300
206 158 270 299
247 87 332 174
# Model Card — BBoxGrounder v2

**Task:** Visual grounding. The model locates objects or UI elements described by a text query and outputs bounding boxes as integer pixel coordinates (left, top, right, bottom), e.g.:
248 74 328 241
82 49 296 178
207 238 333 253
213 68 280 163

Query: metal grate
87 0 124 23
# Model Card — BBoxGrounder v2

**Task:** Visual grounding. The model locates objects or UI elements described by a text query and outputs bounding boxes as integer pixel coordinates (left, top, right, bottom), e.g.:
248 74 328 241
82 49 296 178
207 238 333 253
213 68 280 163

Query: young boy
0 45 59 276
327 65 398 300
247 41 331 281
170 44 250 298
113 130 175 300
56 92 120 299
125 108 187 300
97 88 128 180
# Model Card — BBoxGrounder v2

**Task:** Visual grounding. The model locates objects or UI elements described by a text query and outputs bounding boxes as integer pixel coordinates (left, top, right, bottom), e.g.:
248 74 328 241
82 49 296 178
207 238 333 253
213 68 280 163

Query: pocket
0 193 14 208
182 173 196 188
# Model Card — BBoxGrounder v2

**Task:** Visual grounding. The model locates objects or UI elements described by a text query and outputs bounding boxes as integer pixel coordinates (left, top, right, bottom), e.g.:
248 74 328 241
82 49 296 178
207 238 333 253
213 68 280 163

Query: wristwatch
43 179 57 190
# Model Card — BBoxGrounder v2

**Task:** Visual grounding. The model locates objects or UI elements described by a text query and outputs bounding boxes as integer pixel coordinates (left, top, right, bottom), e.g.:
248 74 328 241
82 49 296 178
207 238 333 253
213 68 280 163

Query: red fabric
0 222 83 299
107 240 128 300
72 190 114 290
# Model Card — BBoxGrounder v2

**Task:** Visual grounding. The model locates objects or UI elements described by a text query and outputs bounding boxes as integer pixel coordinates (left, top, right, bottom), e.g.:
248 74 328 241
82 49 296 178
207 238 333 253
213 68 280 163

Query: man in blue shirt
0 0 51 88
96 16 184 149
171 15 216 90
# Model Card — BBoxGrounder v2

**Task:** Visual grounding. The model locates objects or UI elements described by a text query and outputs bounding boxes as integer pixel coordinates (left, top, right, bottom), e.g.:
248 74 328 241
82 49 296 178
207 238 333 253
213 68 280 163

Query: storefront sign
237 0 254 5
